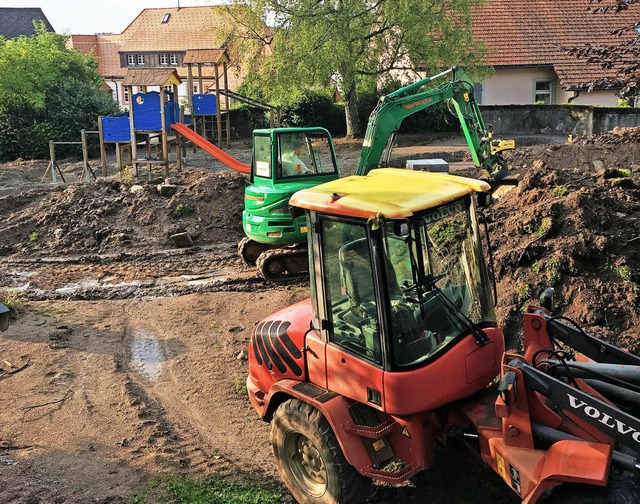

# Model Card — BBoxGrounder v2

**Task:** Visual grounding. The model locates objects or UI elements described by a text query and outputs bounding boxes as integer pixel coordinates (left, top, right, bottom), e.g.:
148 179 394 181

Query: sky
0 0 223 34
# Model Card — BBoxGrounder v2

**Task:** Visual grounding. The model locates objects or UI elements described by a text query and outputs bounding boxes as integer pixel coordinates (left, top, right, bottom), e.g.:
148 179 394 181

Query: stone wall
480 105 640 136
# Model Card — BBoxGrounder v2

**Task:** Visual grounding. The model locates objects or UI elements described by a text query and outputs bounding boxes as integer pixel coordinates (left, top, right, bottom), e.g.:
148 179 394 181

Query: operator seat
338 238 433 366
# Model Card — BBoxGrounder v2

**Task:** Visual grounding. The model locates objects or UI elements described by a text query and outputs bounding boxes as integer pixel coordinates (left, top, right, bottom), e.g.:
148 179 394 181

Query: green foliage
233 374 248 397
28 232 38 242
551 185 568 197
133 476 287 504
618 168 633 177
0 24 117 161
173 204 194 218
515 283 531 303
535 217 553 237
222 0 487 136
0 290 25 318
280 90 346 135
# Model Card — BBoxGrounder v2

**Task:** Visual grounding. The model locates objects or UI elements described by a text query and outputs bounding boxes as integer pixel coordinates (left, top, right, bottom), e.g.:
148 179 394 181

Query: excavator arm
356 66 514 177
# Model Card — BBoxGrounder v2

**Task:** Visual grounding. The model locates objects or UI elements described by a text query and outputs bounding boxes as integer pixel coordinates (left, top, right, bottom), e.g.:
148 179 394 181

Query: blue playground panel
132 92 180 132
102 114 131 142
193 94 217 115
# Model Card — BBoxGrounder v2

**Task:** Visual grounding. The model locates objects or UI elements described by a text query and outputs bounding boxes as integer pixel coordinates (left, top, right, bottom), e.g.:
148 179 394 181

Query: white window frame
137 54 145 66
159 54 168 66
127 54 136 66
123 87 129 104
170 54 179 66
533 79 554 104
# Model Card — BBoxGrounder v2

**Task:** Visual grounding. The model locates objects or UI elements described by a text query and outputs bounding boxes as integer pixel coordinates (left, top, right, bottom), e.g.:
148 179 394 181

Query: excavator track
255 247 309 282
238 237 271 266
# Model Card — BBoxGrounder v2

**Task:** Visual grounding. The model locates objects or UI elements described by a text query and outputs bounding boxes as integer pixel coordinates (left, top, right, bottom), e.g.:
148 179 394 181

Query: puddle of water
130 328 165 381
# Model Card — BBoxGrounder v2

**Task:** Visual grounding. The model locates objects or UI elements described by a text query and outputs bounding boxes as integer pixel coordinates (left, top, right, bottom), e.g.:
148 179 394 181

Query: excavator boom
356 66 514 177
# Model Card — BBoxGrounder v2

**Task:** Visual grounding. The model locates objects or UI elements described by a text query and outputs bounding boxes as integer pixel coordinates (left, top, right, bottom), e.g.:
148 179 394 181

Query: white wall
481 67 621 106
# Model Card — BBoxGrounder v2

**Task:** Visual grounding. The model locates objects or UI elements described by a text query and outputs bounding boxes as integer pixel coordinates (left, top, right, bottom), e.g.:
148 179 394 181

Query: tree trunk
343 82 361 138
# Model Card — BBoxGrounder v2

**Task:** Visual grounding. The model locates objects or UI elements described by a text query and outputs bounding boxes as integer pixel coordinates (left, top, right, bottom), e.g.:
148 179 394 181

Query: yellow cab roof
290 168 491 219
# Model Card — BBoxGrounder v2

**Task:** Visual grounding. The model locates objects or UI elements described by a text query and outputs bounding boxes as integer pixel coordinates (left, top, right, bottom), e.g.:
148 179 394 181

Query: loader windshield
383 196 495 367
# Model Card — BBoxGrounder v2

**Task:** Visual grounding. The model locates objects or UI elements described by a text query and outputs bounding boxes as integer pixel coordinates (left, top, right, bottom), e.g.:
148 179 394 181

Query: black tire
544 474 640 503
271 399 371 504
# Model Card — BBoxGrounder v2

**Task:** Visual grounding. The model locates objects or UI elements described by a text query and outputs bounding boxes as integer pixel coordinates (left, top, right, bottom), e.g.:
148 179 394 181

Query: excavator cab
240 127 340 279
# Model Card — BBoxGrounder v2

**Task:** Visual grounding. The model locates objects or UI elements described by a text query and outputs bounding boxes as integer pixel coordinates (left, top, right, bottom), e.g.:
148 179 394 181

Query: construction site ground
1 129 640 503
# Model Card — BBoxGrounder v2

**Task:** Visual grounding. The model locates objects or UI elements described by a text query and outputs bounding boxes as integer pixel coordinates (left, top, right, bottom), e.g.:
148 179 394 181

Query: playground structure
90 49 279 180
42 129 99 183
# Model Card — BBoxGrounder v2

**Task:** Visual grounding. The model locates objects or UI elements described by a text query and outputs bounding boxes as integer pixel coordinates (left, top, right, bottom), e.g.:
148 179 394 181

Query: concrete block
406 158 449 173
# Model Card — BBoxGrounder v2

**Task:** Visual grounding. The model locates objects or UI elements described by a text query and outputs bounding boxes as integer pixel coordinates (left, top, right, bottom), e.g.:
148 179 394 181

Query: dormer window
160 54 168 66
162 13 170 23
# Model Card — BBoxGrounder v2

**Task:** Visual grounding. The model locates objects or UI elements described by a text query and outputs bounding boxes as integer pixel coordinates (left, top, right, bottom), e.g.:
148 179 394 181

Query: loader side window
320 219 381 364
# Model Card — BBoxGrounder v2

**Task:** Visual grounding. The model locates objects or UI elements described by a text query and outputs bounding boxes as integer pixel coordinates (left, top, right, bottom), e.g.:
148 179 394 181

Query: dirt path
1 131 640 503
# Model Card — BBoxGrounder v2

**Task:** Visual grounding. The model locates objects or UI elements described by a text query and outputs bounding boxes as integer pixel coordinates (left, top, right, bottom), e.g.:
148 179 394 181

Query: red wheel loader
246 168 640 503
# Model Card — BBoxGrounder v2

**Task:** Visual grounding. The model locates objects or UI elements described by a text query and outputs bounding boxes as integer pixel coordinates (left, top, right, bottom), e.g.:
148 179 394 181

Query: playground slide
171 122 250 174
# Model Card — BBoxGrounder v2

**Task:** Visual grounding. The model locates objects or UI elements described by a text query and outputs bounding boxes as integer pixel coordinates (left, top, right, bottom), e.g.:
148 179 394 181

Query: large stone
157 184 177 197
170 232 193 247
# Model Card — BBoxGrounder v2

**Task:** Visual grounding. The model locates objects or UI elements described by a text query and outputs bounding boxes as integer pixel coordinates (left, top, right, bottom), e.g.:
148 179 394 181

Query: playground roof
183 49 230 65
122 69 182 87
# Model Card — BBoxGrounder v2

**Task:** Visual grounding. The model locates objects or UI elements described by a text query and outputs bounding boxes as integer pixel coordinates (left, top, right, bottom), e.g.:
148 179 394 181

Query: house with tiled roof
68 6 245 109
0 7 55 39
471 0 639 106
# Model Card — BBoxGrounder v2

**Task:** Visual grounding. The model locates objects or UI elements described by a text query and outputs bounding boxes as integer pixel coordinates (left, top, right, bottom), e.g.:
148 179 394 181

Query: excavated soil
1 129 640 503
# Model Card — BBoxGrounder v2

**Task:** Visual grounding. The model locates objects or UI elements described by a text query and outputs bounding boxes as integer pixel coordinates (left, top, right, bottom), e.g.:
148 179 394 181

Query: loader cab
291 169 505 414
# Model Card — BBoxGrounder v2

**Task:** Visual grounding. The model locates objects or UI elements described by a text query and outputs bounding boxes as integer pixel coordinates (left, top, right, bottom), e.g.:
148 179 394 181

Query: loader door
317 217 385 409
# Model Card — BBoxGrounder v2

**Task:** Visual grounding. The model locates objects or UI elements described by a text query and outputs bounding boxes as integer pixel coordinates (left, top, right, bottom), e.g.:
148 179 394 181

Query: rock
129 185 144 194
185 225 201 238
53 228 64 239
157 184 177 197
236 350 248 361
228 325 244 333
592 160 606 174
170 232 193 247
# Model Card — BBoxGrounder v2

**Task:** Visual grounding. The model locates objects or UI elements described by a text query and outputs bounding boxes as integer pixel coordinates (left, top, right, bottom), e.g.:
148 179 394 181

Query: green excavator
239 66 514 281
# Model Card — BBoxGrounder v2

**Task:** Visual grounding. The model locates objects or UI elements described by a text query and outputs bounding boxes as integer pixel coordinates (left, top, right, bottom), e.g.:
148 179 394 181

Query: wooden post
97 116 107 176
128 85 138 176
48 140 57 183
160 87 169 178
80 129 95 181
223 61 231 147
115 142 123 172
187 64 196 153
215 63 222 147
269 109 274 128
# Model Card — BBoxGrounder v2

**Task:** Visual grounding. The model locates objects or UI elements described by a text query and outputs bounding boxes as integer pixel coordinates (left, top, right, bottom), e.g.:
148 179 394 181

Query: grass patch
133 475 288 504
515 283 530 303
28 231 39 242
0 290 25 318
535 217 553 237
551 185 568 197
173 203 194 218
234 374 248 397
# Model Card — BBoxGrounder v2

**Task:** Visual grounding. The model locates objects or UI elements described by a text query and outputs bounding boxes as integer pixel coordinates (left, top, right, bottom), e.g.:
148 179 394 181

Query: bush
280 90 346 135
0 26 118 162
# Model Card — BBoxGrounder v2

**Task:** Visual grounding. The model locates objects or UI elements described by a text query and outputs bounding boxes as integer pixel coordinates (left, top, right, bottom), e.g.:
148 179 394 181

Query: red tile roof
68 34 125 78
471 0 640 89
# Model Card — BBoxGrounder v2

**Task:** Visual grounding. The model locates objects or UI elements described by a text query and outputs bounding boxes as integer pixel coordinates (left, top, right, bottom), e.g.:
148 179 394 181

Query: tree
0 23 117 161
567 0 640 102
222 0 487 137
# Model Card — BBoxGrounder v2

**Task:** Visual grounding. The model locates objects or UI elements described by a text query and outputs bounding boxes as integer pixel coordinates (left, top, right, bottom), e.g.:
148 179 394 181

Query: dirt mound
487 156 640 351
0 170 247 258
573 126 640 146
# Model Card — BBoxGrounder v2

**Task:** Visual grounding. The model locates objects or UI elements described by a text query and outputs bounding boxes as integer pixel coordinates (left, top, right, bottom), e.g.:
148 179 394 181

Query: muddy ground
1 129 640 503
